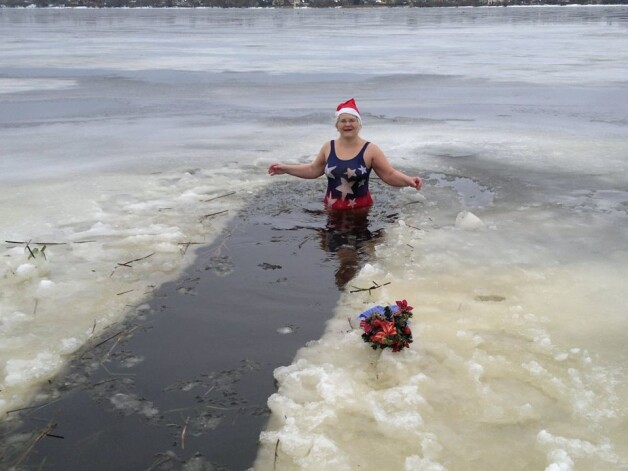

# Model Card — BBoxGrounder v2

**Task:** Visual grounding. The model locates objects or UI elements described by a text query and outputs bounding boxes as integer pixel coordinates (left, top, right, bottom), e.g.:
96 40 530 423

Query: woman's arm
370 145 422 190
268 143 328 179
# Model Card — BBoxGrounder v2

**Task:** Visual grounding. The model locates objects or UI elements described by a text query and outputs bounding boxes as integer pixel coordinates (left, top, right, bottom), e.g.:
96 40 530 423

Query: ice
5 352 63 388
110 393 159 419
537 430 621 469
60 338 81 354
35 279 56 298
0 78 76 94
405 457 447 471
399 187 426 204
15 264 38 279
545 449 574 471
454 211 484 231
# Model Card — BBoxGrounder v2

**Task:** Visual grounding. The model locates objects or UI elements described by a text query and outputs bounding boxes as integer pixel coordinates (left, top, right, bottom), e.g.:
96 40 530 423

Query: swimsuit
323 140 373 210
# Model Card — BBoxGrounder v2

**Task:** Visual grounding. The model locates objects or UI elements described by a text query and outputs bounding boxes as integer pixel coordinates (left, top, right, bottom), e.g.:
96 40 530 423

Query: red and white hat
335 98 362 124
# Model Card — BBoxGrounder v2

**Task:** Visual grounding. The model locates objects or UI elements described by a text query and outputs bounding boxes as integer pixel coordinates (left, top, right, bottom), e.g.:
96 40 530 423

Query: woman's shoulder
363 141 384 166
364 141 383 155
316 140 332 160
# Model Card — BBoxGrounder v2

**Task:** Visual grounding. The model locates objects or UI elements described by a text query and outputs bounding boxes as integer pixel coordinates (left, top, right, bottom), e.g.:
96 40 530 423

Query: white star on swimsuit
344 167 357 179
325 165 337 179
358 179 366 187
348 198 357 208
358 165 367 175
335 178 354 200
325 192 337 207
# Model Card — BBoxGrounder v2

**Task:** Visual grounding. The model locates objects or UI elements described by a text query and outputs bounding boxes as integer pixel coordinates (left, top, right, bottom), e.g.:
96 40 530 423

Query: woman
267 98 422 210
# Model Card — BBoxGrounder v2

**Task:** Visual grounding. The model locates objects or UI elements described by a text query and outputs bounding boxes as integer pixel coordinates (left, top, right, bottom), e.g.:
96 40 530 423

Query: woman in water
267 98 422 210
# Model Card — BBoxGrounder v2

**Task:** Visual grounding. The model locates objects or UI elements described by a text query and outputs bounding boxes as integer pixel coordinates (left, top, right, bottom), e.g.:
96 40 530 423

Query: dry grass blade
177 241 203 255
79 324 142 360
5 239 96 245
203 191 236 202
13 420 58 467
101 325 142 364
273 438 280 470
181 416 190 450
25 240 36 259
117 252 156 268
200 209 229 221
146 453 173 471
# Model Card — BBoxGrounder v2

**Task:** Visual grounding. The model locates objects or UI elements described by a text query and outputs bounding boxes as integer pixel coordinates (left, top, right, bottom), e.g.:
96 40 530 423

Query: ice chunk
455 211 484 230
545 449 574 471
358 263 383 278
15 263 37 280
399 186 426 203
36 279 56 298
4 351 63 387
61 337 81 353
405 455 447 471
110 393 159 419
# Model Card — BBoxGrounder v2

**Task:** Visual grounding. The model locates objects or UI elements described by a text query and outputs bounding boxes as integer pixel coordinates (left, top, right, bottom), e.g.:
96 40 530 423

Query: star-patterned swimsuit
323 140 373 210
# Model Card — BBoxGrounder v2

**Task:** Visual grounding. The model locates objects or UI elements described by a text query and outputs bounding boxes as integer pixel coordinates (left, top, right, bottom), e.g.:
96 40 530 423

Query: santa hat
335 98 361 124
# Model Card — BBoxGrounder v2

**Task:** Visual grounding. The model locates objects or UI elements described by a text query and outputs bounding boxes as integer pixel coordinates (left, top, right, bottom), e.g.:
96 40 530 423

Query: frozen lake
1 6 627 470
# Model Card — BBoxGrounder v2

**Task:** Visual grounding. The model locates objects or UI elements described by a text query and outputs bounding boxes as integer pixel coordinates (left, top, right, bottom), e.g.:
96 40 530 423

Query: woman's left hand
409 176 423 191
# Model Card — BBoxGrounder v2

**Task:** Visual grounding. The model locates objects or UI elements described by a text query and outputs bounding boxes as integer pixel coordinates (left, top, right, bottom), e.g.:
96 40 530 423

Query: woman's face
336 113 361 137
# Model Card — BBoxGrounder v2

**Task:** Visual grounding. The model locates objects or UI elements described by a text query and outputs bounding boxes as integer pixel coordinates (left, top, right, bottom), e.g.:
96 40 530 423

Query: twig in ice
199 209 229 221
25 240 36 259
178 241 204 255
110 252 156 277
349 281 391 294
5 239 96 245
203 191 236 203
117 252 156 268
273 439 281 470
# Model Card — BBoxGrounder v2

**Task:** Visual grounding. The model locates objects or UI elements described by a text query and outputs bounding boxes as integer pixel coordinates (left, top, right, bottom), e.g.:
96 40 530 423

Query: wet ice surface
425 173 494 208
1 6 627 471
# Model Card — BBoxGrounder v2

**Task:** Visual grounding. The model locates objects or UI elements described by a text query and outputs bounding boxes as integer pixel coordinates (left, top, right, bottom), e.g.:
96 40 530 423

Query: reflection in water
318 207 385 289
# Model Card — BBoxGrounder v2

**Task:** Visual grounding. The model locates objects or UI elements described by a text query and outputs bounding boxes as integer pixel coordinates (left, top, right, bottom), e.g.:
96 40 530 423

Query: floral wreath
358 300 413 352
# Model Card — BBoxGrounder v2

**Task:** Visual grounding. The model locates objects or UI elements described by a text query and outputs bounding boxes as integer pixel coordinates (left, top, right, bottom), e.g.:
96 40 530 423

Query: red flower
359 319 373 334
396 300 413 312
370 320 397 344
371 319 387 330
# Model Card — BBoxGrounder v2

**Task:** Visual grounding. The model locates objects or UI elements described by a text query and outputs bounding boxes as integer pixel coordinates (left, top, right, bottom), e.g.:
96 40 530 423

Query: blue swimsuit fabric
324 140 373 210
